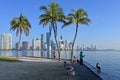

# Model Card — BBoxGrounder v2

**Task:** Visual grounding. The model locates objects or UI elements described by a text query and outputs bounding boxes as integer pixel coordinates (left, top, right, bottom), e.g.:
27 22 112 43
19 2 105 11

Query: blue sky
0 0 120 49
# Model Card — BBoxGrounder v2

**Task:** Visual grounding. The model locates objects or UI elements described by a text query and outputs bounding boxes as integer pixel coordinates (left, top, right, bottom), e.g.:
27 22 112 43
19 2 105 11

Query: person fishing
79 51 85 66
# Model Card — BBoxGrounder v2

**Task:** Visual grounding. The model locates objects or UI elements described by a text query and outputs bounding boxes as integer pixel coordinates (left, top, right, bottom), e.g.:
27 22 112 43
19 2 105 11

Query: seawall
84 61 113 80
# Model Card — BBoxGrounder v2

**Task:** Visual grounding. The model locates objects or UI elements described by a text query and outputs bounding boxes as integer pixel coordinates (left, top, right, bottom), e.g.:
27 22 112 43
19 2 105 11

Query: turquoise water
0 50 120 80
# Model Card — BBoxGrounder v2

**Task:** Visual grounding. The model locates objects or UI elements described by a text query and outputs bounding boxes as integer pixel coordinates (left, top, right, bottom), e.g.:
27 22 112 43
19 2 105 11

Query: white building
0 33 12 50
32 38 41 50
59 36 65 50
68 42 72 50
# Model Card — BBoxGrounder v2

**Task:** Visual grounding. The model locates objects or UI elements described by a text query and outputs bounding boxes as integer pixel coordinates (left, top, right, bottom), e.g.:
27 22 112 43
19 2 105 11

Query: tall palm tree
62 9 90 62
10 13 31 57
39 2 65 61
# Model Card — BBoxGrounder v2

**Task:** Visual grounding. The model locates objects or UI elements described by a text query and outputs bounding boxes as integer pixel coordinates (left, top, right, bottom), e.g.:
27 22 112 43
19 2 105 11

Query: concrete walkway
70 62 102 80
0 57 102 80
0 61 67 80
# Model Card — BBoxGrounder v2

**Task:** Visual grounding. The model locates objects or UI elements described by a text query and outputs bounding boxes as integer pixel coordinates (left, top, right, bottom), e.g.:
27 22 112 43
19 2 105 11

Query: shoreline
18 57 71 63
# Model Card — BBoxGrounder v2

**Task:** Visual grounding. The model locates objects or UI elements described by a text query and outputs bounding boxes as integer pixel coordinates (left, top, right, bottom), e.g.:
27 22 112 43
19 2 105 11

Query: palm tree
39 2 65 61
62 9 90 62
10 13 31 57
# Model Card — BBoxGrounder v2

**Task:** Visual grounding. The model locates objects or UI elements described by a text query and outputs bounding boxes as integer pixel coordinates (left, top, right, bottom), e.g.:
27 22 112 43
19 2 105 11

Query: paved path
0 57 102 80
0 61 67 80
69 62 102 80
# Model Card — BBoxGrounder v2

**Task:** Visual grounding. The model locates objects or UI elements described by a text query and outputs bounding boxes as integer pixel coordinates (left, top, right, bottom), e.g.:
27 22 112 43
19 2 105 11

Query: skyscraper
59 35 65 50
32 38 41 50
69 42 72 50
0 33 12 50
65 40 68 50
51 39 56 50
41 34 44 50
46 32 51 50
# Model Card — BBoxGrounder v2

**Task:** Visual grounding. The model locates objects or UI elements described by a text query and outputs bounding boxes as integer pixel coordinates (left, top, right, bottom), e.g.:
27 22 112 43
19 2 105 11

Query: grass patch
0 57 19 62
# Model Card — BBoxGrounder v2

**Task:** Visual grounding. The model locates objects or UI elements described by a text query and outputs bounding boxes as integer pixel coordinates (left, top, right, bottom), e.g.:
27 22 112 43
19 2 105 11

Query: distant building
91 45 94 50
59 35 65 50
44 43 48 50
93 45 96 50
85 47 91 51
64 40 68 50
22 41 30 50
41 34 44 50
82 45 85 51
68 42 72 50
15 42 20 50
32 38 41 50
51 39 56 50
0 33 12 50
46 32 51 50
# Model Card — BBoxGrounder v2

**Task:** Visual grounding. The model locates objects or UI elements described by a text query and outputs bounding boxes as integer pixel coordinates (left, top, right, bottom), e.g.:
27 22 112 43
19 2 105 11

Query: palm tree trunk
17 32 22 57
53 22 61 61
54 36 60 61
71 23 78 62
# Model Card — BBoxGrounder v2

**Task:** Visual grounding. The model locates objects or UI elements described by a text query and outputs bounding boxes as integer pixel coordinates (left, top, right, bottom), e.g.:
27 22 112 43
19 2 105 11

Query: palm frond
39 18 50 27
23 27 29 36
16 28 19 36
62 21 72 28
68 13 75 18
10 13 31 37
79 18 91 25
40 6 47 11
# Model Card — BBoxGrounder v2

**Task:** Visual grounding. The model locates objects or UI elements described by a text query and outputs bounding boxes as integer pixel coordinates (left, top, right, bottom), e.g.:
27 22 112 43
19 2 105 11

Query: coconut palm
62 9 90 62
39 2 65 61
10 13 31 57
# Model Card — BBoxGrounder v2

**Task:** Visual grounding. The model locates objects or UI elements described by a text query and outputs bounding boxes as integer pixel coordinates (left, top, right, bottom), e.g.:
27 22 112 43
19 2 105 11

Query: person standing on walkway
79 51 85 66
54 51 56 60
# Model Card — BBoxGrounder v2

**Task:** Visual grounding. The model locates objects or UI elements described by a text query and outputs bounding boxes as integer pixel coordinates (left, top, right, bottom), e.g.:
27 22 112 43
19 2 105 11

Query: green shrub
0 57 18 62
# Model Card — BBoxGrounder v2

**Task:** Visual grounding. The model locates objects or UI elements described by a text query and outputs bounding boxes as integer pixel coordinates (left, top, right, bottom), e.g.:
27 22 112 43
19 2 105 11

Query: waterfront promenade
0 57 102 80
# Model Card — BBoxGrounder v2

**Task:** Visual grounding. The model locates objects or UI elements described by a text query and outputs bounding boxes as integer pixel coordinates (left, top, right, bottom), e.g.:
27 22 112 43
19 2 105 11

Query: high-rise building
64 40 68 50
46 32 51 50
0 33 12 50
60 35 63 40
22 41 30 50
91 45 93 50
51 39 56 50
68 42 72 50
41 34 44 50
59 35 65 50
93 45 96 50
32 38 41 50
44 43 48 50
82 45 85 51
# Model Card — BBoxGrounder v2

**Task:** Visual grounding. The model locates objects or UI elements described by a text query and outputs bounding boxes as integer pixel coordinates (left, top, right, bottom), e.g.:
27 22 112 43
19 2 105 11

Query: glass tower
41 34 44 50
46 32 51 50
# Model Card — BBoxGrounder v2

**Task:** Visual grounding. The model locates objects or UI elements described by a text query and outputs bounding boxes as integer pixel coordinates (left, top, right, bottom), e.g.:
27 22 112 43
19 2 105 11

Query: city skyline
0 32 97 51
0 0 120 50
